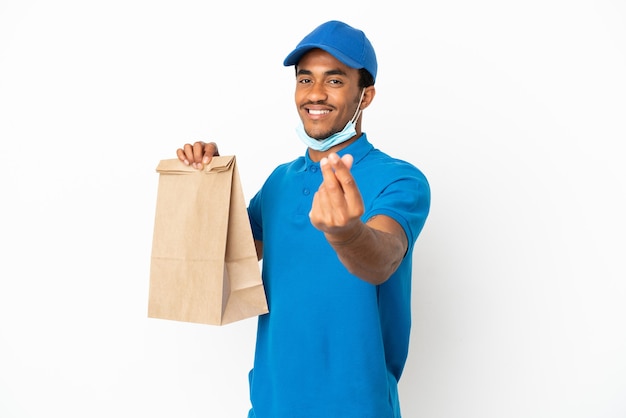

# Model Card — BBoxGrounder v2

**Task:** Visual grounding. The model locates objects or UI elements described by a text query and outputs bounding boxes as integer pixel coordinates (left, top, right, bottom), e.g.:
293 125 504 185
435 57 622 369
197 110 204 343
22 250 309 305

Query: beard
304 124 343 141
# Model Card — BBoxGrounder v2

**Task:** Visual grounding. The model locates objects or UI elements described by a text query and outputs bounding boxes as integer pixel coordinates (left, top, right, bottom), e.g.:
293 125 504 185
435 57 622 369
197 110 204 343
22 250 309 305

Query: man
177 20 430 418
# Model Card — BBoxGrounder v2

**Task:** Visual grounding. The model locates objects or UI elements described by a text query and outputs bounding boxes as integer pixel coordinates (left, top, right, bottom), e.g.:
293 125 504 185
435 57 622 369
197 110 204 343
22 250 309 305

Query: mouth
303 106 333 121
307 109 331 115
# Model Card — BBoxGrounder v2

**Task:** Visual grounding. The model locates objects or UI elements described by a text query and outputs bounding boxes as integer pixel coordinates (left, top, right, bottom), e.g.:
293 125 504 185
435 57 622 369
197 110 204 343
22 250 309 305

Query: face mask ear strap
351 89 366 123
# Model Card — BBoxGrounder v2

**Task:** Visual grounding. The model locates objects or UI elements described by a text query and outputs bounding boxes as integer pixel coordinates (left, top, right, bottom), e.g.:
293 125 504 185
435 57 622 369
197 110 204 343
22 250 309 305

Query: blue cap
283 20 377 81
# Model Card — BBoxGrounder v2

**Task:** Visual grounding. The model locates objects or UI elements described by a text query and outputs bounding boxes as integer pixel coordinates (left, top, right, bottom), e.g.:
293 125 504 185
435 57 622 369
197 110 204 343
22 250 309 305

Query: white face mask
296 89 365 152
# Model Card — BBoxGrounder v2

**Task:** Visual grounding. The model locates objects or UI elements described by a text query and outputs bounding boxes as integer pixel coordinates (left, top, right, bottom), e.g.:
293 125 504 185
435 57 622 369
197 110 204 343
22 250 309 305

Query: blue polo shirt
247 134 430 418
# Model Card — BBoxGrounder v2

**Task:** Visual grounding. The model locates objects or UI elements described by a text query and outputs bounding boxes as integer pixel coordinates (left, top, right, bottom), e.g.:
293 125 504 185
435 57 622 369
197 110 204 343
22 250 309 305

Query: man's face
295 49 362 140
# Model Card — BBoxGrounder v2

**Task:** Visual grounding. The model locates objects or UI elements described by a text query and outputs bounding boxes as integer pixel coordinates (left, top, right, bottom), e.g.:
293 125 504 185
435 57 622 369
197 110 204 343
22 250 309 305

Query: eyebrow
296 68 349 77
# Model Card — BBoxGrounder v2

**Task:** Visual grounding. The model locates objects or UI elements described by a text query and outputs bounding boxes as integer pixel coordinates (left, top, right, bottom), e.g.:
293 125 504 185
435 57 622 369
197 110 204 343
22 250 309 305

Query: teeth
308 109 330 115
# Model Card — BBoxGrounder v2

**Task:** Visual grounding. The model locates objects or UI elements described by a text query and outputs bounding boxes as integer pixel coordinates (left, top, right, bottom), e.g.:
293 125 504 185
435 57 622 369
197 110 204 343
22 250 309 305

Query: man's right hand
176 141 220 170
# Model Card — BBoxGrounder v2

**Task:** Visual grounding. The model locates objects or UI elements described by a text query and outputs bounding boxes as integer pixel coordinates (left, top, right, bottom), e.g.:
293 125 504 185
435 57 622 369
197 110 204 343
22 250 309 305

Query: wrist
325 222 366 247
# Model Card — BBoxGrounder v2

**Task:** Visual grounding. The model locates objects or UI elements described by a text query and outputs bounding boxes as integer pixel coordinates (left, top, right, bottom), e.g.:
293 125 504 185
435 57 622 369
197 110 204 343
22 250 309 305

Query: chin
307 128 333 140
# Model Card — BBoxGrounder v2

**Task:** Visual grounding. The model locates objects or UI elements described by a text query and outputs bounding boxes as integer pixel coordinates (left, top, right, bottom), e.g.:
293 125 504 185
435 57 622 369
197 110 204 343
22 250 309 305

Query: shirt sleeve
364 167 431 253
247 188 264 242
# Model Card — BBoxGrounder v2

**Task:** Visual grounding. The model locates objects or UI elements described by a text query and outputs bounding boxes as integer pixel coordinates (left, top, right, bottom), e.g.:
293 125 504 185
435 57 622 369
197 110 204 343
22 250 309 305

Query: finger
326 153 364 214
340 154 353 170
176 148 189 165
180 143 198 166
319 156 343 194
319 156 353 218
309 185 335 230
192 142 206 167
326 153 356 193
326 153 352 177
202 142 219 164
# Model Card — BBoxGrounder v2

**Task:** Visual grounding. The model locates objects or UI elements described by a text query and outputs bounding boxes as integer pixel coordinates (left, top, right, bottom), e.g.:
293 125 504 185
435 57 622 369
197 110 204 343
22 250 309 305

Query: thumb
340 154 354 170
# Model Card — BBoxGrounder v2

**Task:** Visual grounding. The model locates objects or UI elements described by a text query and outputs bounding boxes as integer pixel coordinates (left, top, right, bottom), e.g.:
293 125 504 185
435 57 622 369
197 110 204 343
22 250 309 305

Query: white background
1 1 625 417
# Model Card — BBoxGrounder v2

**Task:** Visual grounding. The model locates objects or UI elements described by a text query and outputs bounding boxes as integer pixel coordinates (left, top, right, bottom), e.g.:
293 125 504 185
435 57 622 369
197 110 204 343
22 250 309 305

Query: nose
306 81 327 103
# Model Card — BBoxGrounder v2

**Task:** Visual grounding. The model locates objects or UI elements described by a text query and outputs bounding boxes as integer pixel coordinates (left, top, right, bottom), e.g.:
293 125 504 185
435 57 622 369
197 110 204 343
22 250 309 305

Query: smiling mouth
307 109 331 115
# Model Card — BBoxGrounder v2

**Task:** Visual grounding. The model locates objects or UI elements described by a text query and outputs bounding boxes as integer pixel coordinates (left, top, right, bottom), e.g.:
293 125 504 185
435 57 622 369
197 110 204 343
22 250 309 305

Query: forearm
325 220 406 285
254 239 263 261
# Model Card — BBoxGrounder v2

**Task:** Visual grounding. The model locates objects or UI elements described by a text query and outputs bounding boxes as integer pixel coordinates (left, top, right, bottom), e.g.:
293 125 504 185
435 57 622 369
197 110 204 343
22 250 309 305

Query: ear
359 86 376 110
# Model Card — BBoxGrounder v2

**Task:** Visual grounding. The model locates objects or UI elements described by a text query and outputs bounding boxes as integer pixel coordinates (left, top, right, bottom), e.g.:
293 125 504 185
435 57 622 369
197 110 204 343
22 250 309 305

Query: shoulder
267 156 305 178
357 147 429 188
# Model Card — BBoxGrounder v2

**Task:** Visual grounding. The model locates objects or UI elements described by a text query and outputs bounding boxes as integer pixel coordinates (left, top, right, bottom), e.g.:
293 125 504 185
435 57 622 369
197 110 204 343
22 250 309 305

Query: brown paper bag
148 156 268 325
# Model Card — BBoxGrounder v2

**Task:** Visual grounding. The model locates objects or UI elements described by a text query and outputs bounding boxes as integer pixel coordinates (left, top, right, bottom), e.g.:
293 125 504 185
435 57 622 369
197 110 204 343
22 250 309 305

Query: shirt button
303 188 310 195
310 165 318 173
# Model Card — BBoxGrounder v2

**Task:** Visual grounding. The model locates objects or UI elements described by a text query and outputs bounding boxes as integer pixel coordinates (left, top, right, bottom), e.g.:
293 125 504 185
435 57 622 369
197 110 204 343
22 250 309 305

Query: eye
328 78 343 85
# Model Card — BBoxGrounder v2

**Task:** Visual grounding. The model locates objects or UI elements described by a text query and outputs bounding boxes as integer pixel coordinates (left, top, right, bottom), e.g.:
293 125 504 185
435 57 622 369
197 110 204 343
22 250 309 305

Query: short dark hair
359 68 375 88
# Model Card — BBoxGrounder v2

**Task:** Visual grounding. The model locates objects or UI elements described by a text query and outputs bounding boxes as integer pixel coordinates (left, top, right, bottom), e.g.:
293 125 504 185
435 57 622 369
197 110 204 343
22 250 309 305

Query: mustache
301 100 336 110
